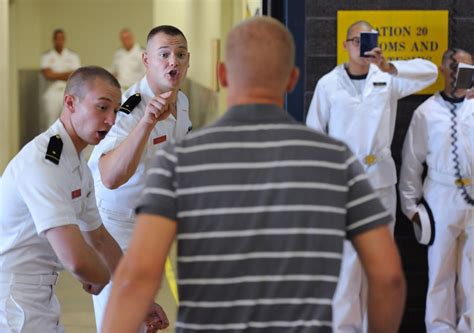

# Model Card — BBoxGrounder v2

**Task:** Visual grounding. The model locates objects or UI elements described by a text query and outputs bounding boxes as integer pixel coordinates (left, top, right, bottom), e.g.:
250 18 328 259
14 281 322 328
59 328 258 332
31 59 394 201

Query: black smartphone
455 63 474 89
359 31 379 58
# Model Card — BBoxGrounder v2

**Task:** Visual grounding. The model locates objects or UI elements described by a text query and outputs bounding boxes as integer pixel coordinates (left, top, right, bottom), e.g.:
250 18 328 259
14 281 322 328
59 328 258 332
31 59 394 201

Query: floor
56 244 178 333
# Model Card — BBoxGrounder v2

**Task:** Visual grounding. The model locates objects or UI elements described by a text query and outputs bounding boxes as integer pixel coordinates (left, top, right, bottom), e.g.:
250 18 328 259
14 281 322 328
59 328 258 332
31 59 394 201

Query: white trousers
0 282 63 333
332 185 396 333
424 181 472 333
92 206 147 333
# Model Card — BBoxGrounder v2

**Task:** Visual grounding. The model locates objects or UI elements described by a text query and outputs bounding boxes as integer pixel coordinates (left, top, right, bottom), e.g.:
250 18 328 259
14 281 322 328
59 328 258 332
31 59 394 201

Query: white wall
0 0 13 172
153 0 249 116
12 0 154 70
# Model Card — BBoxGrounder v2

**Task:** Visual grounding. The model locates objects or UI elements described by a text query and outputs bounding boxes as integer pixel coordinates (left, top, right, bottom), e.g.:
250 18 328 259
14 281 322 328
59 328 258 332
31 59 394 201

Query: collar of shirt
47 119 82 172
215 104 294 126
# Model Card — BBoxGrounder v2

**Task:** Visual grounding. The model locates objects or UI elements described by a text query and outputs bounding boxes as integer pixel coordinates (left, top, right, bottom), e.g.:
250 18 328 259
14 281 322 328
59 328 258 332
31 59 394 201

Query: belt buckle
455 178 471 187
364 154 377 166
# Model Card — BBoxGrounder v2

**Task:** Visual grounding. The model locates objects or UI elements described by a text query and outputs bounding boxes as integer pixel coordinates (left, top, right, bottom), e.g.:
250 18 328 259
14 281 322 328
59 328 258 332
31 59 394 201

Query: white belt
428 169 472 187
0 273 59 286
361 148 391 166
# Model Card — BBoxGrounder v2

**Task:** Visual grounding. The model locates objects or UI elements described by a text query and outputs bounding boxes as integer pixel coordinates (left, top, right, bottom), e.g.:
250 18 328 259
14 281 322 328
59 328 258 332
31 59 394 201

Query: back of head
225 16 295 91
65 66 120 101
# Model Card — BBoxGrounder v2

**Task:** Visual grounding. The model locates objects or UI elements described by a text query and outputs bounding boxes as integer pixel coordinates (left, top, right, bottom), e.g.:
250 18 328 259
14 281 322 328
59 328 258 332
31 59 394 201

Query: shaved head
65 66 120 100
225 16 295 91
346 20 373 38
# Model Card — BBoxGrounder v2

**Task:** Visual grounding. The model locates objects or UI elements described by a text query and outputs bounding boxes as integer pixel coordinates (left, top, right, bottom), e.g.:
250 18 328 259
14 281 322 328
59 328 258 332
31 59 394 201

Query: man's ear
64 95 75 113
217 62 228 88
286 67 300 93
142 52 149 68
343 40 348 52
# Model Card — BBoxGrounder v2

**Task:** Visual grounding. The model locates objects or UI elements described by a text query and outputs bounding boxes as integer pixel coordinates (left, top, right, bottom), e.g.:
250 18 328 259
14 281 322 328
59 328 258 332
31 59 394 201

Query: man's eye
159 53 169 58
97 105 107 111
177 53 186 59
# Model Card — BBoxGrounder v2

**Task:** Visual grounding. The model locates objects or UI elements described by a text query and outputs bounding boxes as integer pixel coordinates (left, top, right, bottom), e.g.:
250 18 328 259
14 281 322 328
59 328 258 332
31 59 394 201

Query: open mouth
168 69 178 78
97 130 109 140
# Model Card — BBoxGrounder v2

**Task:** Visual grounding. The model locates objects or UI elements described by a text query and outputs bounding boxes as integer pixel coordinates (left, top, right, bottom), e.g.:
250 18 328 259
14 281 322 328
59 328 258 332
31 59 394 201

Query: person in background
88 25 191 333
399 48 473 332
41 29 81 130
305 20 438 332
102 16 405 333
111 28 145 92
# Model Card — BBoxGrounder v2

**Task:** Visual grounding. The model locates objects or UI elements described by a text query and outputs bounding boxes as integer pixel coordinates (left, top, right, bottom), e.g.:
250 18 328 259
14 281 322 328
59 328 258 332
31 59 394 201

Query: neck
346 61 369 76
443 86 466 99
59 113 86 155
226 87 285 109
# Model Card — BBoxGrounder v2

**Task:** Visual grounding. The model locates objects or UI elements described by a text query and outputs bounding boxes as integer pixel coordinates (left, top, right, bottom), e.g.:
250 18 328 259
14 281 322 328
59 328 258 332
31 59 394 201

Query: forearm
42 69 73 81
102 258 161 332
46 225 110 285
63 243 111 285
84 226 123 276
367 275 406 333
99 120 154 189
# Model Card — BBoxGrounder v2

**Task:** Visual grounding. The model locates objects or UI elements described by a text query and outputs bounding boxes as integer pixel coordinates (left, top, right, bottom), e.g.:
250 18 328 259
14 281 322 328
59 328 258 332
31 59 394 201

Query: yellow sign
337 10 448 94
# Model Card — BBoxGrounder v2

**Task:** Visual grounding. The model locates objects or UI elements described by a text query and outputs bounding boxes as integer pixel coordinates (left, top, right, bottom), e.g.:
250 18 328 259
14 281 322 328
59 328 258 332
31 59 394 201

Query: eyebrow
158 45 188 50
97 97 114 102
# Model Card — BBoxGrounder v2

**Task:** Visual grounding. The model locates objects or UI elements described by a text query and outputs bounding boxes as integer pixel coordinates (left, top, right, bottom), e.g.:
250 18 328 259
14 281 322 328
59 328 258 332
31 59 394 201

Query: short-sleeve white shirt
89 76 192 212
40 48 81 74
110 43 145 90
0 120 101 275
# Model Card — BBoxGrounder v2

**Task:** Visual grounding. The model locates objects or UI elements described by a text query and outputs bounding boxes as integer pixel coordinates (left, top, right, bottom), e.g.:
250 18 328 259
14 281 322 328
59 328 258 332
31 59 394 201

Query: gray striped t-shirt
137 104 391 333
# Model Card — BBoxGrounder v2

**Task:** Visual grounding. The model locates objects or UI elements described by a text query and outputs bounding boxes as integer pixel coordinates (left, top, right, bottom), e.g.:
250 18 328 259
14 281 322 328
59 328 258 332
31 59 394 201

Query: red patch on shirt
71 189 82 199
153 135 167 145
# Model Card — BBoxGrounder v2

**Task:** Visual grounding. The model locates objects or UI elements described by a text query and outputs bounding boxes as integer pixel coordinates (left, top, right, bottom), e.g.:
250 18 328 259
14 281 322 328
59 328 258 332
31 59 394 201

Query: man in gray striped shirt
103 16 405 333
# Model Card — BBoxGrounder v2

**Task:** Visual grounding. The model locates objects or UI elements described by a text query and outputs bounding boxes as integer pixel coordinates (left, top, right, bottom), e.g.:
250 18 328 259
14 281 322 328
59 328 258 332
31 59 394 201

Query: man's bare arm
102 214 176 333
99 92 172 189
83 224 123 275
45 224 110 286
351 225 406 333
42 68 74 81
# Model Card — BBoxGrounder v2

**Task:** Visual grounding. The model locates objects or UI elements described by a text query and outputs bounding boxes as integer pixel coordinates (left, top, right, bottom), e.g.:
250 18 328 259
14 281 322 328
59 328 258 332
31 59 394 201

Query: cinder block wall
304 1 474 331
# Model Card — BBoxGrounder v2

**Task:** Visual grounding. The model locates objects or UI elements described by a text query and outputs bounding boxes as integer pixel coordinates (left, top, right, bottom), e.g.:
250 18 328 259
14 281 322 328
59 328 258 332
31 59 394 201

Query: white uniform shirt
89 76 192 212
0 120 101 275
110 43 145 90
40 48 81 91
399 93 474 218
306 59 438 189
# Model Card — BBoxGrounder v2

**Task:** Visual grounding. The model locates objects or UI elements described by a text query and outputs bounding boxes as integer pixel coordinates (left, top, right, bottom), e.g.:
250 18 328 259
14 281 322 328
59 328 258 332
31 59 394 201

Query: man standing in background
306 20 437 332
111 28 145 92
41 29 81 130
399 48 473 332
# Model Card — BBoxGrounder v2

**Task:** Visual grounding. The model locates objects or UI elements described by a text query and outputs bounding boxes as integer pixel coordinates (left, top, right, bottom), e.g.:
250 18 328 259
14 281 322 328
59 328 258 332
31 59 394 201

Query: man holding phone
306 20 438 332
399 48 473 332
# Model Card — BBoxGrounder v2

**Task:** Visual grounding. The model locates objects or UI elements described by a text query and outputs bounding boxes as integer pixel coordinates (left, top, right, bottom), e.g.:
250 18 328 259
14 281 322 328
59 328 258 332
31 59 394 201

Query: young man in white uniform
111 28 145 91
0 67 122 333
88 25 191 332
305 20 438 332
399 48 473 333
41 29 81 130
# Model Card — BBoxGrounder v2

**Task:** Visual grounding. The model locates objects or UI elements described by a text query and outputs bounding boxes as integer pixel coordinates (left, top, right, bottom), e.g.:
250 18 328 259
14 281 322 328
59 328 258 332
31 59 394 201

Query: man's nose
169 54 179 66
106 111 116 126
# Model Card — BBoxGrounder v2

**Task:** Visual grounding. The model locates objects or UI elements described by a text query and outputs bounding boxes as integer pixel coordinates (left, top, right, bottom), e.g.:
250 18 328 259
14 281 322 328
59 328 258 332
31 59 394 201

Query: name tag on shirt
71 189 82 199
373 82 387 86
153 135 167 145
